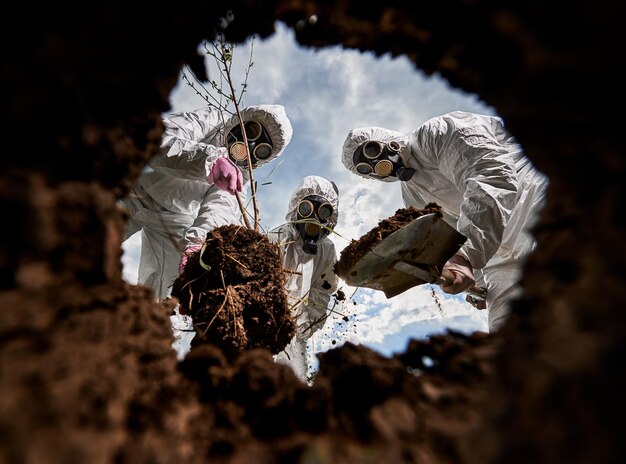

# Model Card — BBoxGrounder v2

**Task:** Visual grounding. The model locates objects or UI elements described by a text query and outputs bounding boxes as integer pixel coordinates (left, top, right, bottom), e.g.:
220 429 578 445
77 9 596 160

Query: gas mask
295 195 334 255
226 120 273 167
352 140 416 181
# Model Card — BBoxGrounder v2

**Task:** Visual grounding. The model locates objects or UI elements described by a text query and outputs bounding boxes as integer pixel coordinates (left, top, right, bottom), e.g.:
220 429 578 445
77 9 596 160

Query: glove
211 157 243 195
179 244 203 274
440 253 475 294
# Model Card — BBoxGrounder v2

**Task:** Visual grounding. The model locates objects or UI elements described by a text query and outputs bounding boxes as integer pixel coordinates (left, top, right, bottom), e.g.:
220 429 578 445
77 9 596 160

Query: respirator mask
353 140 415 181
227 120 273 167
295 194 334 255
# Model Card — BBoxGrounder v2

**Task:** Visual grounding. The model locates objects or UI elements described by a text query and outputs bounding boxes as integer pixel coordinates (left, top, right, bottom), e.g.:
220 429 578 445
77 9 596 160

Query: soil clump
171 224 296 361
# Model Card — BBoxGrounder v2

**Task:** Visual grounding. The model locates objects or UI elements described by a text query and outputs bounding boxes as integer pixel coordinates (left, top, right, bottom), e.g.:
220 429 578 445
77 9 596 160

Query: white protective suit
268 176 340 382
342 111 548 331
121 105 292 357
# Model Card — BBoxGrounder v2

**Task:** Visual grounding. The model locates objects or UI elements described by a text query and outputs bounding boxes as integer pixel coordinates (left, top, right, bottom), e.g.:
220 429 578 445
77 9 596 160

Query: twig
230 101 260 231
185 31 260 231
235 191 252 229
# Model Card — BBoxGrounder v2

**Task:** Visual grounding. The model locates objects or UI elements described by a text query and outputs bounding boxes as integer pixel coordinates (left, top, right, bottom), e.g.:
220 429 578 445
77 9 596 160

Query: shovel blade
338 213 466 298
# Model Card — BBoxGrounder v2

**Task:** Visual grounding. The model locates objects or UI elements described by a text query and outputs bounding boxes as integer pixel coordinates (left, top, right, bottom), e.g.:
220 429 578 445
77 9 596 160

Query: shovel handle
440 270 487 301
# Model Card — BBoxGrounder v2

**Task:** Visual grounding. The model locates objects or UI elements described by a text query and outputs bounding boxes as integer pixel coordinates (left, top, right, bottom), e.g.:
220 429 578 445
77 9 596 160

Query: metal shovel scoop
336 213 487 302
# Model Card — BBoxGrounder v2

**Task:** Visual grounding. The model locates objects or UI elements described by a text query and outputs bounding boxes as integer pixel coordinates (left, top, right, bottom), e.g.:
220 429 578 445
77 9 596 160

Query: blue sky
122 22 493 362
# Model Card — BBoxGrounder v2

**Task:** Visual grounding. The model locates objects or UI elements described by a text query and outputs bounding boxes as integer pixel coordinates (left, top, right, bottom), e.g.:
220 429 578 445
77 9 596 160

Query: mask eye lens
317 203 333 221
363 141 383 159
253 143 272 160
297 200 314 218
244 121 262 141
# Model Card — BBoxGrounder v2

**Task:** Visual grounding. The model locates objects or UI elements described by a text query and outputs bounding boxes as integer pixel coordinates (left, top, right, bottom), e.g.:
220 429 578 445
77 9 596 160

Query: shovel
336 213 487 303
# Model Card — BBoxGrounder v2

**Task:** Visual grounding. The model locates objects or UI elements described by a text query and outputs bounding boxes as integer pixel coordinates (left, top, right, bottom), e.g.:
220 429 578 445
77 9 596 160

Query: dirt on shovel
335 203 444 279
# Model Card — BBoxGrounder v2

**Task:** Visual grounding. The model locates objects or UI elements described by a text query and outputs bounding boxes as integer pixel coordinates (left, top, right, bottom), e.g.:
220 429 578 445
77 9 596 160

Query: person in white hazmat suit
120 105 293 358
269 175 340 382
341 111 548 332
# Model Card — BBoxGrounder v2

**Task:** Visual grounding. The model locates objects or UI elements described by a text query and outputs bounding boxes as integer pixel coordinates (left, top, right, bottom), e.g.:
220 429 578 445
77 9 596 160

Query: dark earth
2 1 624 463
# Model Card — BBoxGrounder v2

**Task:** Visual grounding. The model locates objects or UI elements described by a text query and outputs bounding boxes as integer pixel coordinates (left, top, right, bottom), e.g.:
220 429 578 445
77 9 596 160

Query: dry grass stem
225 253 249 270
284 268 302 276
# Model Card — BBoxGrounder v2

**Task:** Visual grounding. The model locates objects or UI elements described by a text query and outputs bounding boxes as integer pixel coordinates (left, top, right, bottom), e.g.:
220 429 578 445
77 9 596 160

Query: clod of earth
334 203 444 278
171 224 296 361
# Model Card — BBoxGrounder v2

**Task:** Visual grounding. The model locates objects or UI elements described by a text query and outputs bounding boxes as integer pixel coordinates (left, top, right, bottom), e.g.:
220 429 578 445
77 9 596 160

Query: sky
121 22 494 364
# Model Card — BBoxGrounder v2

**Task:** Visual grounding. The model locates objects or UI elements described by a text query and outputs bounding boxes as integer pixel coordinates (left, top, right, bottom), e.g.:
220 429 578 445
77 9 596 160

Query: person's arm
149 108 230 182
150 143 229 182
424 114 520 270
180 185 243 249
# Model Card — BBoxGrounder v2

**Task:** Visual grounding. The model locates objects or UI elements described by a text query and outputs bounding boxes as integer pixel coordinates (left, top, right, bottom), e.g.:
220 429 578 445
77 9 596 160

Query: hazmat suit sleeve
297 240 338 341
180 184 243 248
148 108 230 182
414 113 519 269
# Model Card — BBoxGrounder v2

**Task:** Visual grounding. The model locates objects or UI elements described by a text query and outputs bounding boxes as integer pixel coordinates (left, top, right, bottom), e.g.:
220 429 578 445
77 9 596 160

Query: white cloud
121 231 140 285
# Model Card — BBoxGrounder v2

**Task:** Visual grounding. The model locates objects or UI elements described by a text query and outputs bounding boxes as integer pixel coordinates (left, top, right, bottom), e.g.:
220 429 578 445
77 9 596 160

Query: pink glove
440 253 476 294
211 157 243 195
179 244 202 274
